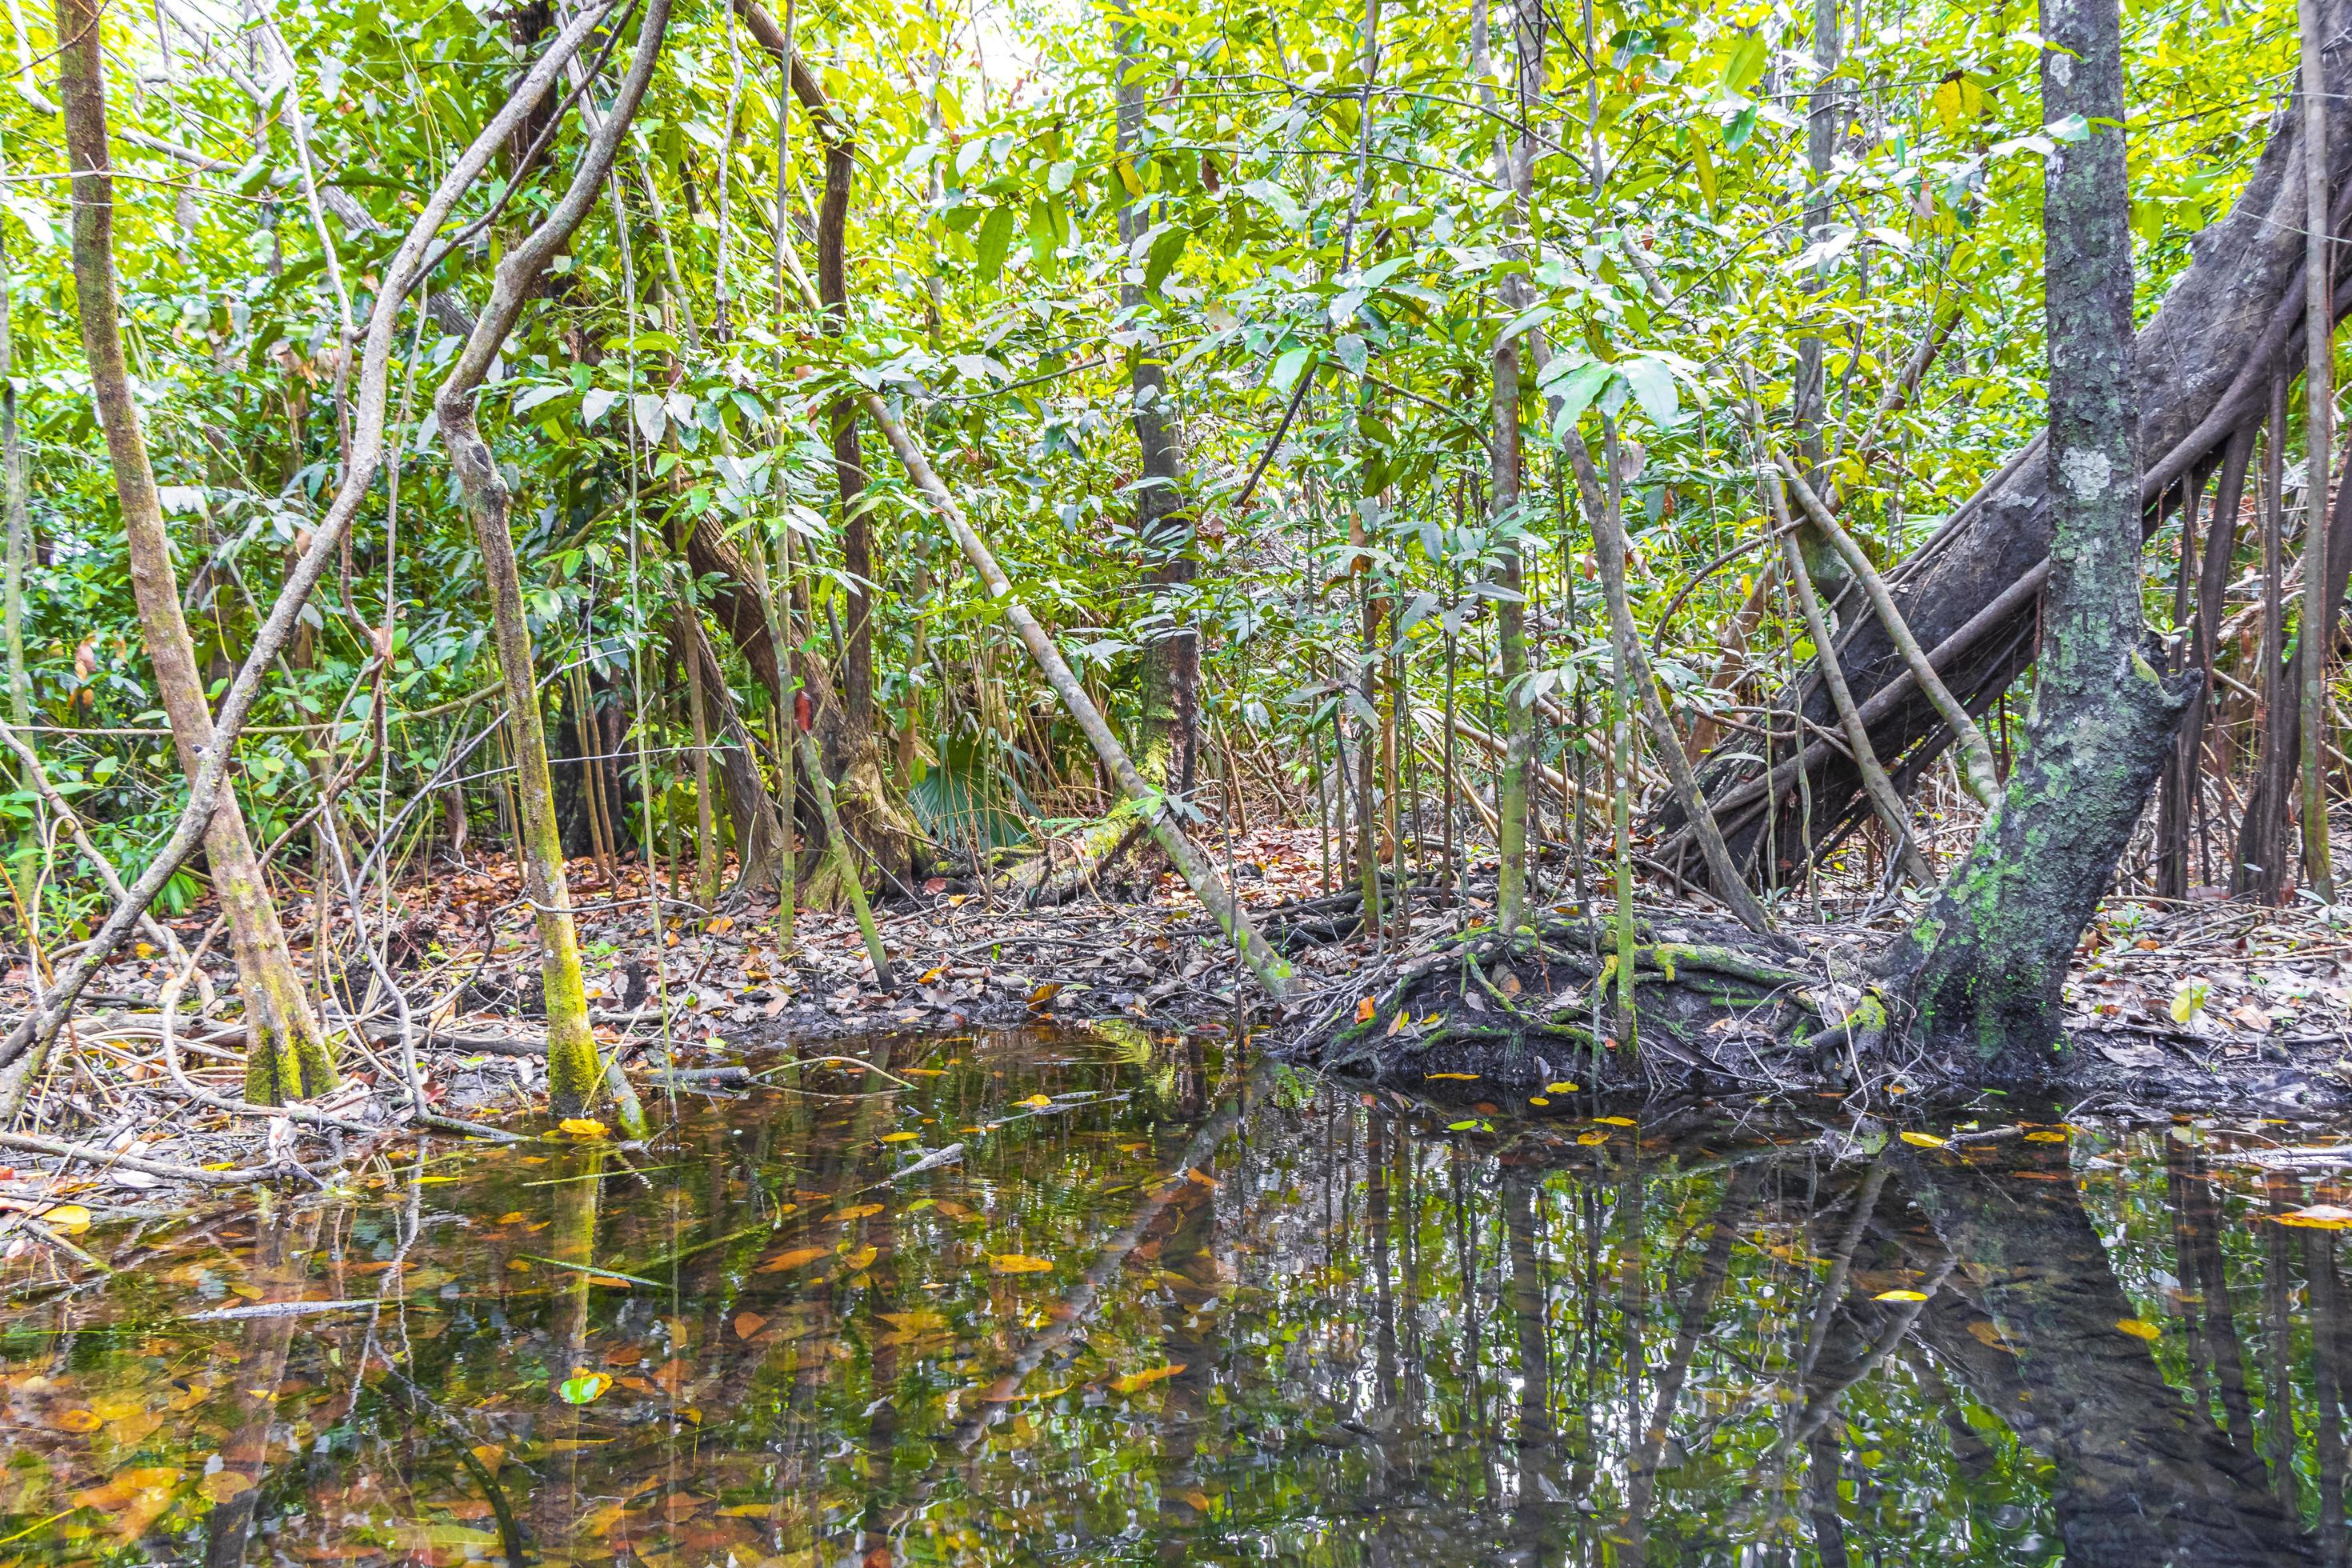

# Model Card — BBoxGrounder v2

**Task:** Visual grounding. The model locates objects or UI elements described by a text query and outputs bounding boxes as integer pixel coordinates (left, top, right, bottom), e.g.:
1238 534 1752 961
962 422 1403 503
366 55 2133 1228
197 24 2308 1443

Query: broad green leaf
975 205 1016 283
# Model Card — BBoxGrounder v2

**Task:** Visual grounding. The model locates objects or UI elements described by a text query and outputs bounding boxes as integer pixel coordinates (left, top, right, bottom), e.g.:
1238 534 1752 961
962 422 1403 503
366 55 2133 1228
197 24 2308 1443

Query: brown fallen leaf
757 1246 831 1273
733 1312 767 1340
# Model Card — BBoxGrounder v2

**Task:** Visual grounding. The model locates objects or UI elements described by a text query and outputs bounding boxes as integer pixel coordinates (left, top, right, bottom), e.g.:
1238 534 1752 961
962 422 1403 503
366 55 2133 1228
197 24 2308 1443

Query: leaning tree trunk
54 0 334 1106
1661 0 2352 890
434 0 670 1122
1880 0 2197 1077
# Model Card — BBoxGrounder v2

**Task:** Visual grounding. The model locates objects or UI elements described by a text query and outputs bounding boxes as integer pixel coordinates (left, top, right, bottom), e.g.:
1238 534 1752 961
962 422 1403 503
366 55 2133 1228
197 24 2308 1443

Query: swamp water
1 1026 2349 1566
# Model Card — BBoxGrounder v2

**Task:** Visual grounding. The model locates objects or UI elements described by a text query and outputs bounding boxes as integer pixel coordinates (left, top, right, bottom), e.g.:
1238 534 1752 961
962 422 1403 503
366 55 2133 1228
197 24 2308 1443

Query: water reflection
2 1030 2350 1565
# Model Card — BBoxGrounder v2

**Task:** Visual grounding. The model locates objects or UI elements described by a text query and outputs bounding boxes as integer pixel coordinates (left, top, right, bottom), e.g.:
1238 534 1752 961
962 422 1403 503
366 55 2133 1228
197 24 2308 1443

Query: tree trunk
1884 0 2197 1075
673 603 786 895
1490 337 1532 934
431 0 670 1120
54 0 333 1105
2301 0 2341 903
1664 0 2352 890
1111 4 1199 795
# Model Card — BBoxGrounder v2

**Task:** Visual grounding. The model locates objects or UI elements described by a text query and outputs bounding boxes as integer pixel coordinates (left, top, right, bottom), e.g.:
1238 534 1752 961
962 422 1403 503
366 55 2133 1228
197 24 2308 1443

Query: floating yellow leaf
2115 1318 2162 1341
1184 1490 1214 1512
51 1408 101 1433
1874 1289 1930 1303
1594 1116 1637 1127
1546 1082 1579 1094
1530 1097 1550 1106
558 1118 608 1139
39 1204 90 1235
1017 1094 1054 1110
835 1203 884 1222
2274 1205 2352 1229
470 1443 505 1476
1425 1072 1480 1081
842 1245 879 1273
1109 1362 1186 1395
990 1254 1055 1273
880 1131 920 1143
494 1211 525 1225
198 1470 254 1503
757 1246 830 1273
1577 1131 1610 1145
1899 1131 1948 1149
2024 1130 2070 1143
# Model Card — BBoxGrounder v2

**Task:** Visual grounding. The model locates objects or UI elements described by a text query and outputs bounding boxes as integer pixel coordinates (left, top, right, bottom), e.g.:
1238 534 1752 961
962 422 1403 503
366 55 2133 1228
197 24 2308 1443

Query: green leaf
1720 32 1766 94
975 205 1016 284
632 392 666 448
1145 225 1188 293
1618 356 1680 427
1546 362 1616 438
1270 346 1313 395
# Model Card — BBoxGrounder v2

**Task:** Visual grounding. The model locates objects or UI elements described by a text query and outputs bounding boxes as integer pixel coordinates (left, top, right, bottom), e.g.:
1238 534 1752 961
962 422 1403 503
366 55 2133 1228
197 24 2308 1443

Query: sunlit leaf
1873 1289 1930 1303
990 1254 1054 1273
2274 1205 2352 1230
558 1118 608 1139
1899 1131 1948 1148
1424 1071 1478 1080
2114 1318 2162 1341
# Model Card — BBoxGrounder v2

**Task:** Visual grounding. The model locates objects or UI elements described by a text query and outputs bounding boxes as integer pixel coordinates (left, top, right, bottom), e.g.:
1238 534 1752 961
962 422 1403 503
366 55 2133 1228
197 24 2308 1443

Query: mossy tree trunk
434 0 671 1118
1886 0 2196 1076
54 0 334 1105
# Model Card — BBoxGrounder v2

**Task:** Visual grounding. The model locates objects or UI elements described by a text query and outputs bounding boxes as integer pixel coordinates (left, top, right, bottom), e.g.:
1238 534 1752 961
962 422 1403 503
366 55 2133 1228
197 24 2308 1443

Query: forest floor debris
2 820 2349 1211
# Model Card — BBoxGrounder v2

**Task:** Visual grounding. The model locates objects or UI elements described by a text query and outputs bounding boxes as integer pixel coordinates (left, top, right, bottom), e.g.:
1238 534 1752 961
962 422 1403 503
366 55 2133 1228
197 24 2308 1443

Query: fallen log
1661 25 2352 889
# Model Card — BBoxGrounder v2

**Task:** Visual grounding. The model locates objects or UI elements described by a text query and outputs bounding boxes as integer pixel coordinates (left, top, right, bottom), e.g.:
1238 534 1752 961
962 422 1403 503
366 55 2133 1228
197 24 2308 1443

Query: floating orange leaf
733 1312 767 1340
835 1204 884 1222
1109 1362 1186 1395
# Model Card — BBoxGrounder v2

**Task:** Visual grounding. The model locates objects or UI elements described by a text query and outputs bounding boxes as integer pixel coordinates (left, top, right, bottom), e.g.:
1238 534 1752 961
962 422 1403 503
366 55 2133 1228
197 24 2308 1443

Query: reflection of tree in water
75 1046 2352 1566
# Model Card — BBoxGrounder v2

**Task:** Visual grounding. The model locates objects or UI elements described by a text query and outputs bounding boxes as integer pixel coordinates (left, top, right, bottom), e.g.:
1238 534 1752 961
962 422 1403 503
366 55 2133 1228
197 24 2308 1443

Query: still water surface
2 1027 2349 1566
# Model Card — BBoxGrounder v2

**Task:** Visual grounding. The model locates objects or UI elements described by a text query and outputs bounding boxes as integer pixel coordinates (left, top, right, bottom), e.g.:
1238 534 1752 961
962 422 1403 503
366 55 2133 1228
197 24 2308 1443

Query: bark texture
1884 0 2196 1076
55 0 333 1105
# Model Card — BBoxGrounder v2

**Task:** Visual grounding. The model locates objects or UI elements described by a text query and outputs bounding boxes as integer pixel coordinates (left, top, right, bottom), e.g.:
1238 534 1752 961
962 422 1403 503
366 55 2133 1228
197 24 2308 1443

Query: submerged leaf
990 1254 1054 1273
